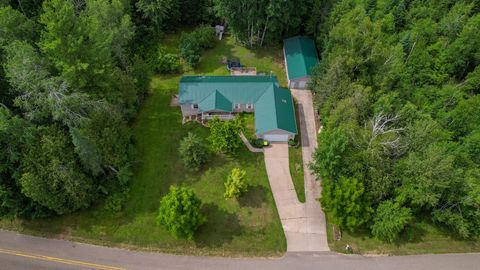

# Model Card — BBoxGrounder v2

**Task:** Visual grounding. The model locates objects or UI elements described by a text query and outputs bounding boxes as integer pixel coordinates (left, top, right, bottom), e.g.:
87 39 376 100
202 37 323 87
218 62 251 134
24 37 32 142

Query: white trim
263 134 289 142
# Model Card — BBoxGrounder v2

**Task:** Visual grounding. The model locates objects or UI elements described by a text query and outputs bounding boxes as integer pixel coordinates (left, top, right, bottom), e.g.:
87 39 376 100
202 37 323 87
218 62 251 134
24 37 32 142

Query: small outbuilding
283 36 319 89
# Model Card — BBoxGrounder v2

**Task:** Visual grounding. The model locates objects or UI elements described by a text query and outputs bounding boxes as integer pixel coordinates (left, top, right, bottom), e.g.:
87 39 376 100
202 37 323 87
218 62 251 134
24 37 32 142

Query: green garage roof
254 87 297 135
284 36 319 80
179 76 297 136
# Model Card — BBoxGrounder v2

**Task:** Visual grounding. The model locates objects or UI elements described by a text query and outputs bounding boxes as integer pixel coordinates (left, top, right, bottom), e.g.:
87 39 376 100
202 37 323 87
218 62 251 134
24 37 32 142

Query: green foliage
191 25 216 49
224 167 247 199
179 32 202 67
0 6 36 47
321 176 372 232
179 132 209 171
136 0 180 32
19 125 94 215
39 0 135 94
371 200 412 243
178 25 216 67
104 188 129 213
157 186 205 239
149 46 182 74
310 0 480 239
250 138 266 148
311 127 349 180
214 0 310 46
208 117 243 154
0 0 139 219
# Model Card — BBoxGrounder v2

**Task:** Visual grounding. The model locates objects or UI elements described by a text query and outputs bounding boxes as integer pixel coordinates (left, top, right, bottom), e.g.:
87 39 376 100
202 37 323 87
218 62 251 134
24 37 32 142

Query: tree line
310 0 480 242
0 0 325 220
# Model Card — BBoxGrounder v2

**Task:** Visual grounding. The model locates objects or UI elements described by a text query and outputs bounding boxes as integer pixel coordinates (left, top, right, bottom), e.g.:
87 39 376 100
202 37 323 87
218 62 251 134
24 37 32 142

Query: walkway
1 230 479 270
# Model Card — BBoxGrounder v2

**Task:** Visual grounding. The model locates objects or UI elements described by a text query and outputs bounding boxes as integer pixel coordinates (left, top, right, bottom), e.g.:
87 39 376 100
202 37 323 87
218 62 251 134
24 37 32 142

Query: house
283 36 319 89
179 75 297 142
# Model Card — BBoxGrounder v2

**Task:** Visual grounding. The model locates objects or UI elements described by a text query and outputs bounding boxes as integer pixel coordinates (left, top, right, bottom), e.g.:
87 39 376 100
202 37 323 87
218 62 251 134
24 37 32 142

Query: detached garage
283 36 319 89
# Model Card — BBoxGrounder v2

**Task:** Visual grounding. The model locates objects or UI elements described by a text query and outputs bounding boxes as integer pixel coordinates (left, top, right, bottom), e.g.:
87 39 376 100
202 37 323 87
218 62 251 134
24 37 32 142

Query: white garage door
298 80 307 89
264 134 289 142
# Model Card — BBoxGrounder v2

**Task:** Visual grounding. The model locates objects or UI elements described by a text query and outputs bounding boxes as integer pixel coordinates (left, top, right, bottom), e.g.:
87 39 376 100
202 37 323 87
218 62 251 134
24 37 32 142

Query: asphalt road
0 230 479 270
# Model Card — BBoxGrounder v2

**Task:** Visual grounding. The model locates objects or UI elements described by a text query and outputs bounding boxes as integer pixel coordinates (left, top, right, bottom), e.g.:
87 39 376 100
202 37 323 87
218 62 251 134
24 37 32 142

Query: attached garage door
264 134 289 142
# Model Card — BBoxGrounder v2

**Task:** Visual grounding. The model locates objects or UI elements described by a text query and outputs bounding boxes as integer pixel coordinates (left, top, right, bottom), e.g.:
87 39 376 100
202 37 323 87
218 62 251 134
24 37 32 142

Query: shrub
178 26 215 68
150 46 182 73
251 138 265 148
179 33 201 67
208 117 243 154
224 168 247 199
104 188 129 213
192 25 216 49
157 186 205 239
371 200 412 243
179 132 208 171
320 176 373 232
288 139 297 147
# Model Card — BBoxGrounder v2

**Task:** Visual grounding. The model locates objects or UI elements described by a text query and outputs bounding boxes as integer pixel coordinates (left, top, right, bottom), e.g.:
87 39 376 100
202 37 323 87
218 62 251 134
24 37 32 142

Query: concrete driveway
264 143 328 252
263 89 329 252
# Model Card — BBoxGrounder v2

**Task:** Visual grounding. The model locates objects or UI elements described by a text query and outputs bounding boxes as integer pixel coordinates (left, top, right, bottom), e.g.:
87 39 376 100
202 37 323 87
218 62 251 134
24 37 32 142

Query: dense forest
310 0 480 242
0 0 313 219
1 0 479 244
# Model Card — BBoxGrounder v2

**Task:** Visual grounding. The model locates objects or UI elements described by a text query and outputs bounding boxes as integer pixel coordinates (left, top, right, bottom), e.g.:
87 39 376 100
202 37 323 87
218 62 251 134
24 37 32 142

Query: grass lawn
0 34 287 257
326 214 480 255
288 100 305 203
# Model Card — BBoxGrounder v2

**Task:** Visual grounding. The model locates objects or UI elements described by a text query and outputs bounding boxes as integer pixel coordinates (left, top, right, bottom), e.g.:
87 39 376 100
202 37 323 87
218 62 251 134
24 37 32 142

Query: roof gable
284 36 319 80
198 90 232 112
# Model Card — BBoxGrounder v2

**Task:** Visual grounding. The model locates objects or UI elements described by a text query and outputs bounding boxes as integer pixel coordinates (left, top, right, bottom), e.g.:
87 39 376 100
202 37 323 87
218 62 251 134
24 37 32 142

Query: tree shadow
194 203 243 247
238 185 267 208
394 223 428 245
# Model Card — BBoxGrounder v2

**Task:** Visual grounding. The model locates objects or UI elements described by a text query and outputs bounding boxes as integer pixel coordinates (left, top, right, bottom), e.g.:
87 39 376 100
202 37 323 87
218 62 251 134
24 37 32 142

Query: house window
192 104 199 109
234 103 241 109
246 104 254 109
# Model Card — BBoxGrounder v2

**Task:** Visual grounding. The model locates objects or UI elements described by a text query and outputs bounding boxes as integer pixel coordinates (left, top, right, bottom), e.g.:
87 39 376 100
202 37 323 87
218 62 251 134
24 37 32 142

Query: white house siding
180 103 200 116
181 103 254 117
232 103 255 113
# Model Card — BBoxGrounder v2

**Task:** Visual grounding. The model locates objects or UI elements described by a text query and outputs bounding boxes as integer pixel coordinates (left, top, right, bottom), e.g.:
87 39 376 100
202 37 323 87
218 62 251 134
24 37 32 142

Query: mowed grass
0 35 287 256
326 214 480 255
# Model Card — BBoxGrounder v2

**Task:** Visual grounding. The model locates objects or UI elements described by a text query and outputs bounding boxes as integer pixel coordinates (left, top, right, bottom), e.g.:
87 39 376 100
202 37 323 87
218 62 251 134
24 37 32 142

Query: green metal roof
284 36 319 80
179 75 297 136
179 76 278 104
198 90 232 112
254 87 297 135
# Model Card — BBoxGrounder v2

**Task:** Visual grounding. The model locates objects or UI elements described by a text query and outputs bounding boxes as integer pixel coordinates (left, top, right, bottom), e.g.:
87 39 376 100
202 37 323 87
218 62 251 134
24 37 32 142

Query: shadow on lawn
194 203 243 247
238 185 267 208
